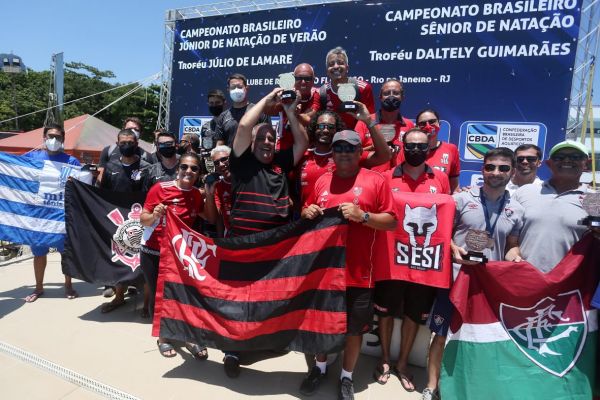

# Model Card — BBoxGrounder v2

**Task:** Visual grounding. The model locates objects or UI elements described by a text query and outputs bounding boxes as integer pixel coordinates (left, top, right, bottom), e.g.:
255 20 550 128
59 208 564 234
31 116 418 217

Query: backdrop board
168 0 582 183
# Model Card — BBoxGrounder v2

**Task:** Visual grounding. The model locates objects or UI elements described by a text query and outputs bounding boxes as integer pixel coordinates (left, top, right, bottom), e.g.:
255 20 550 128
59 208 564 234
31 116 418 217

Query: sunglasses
179 140 190 146
316 123 336 131
516 156 538 163
417 119 438 128
404 142 429 151
294 76 313 82
332 143 358 153
158 142 175 148
178 164 200 173
483 164 511 172
214 156 229 165
550 153 587 162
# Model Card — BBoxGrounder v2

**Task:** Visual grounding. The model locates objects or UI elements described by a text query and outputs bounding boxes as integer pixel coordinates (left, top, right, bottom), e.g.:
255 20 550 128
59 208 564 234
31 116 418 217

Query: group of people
21 46 598 400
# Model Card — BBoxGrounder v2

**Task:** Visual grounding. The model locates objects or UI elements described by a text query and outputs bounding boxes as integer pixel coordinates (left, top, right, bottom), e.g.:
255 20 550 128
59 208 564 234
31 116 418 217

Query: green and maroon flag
441 235 599 400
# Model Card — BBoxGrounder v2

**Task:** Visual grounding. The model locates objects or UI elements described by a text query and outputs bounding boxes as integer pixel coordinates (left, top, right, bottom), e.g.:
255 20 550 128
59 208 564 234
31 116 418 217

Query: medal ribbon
480 190 507 236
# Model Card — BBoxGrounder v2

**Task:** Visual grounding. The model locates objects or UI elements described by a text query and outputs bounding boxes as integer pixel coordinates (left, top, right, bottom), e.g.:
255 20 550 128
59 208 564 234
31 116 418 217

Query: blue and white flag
0 152 91 248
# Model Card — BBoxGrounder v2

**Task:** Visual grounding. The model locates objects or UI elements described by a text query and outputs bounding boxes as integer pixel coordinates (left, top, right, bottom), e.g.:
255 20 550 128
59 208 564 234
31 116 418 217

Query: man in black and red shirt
309 46 375 130
223 87 308 376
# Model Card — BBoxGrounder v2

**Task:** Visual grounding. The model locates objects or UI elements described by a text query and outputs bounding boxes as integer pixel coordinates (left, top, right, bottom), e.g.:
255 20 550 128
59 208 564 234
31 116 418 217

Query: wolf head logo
403 204 438 247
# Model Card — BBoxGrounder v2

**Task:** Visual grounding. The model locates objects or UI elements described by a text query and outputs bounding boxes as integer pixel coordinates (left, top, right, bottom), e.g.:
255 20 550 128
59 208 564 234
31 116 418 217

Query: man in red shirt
274 63 318 150
355 79 414 173
301 130 397 399
299 103 391 203
396 109 460 191
374 128 450 393
309 47 375 130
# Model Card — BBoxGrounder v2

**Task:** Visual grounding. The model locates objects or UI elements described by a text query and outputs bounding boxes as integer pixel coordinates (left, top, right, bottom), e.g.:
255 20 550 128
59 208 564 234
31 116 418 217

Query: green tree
0 62 159 137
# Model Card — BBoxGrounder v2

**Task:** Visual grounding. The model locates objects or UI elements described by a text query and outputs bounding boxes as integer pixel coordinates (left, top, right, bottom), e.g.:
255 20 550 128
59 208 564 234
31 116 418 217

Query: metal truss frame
566 0 600 139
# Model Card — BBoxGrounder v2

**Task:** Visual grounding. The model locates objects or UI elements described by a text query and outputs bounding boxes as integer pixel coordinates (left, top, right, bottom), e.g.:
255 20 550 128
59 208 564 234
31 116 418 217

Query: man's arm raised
233 87 283 157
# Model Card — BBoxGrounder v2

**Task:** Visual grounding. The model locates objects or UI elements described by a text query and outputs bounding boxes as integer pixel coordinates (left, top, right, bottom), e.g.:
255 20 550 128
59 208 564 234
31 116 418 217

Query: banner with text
169 0 582 182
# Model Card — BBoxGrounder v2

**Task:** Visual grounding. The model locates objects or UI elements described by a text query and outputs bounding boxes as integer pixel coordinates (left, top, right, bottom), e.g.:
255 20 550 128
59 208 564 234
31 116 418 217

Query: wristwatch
367 119 378 129
362 212 370 224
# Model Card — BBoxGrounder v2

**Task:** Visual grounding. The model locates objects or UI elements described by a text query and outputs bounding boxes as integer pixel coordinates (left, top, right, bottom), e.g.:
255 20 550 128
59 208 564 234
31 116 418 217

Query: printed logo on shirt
441 153 449 165
433 165 448 173
468 202 479 209
429 186 437 194
504 207 514 218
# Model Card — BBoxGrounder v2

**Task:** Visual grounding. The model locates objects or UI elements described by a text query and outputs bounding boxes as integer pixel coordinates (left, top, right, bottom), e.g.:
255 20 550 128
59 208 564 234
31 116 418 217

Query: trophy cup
463 229 493 264
337 83 357 112
278 72 296 103
379 124 396 143
579 193 600 227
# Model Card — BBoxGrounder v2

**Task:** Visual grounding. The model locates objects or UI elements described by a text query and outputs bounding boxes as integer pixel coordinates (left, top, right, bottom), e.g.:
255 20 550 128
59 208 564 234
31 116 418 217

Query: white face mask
45 137 63 152
229 88 246 103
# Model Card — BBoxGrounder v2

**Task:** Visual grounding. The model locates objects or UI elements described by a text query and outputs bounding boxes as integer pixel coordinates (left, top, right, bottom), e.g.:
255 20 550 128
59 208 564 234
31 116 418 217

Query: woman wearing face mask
140 152 217 359
396 109 460 192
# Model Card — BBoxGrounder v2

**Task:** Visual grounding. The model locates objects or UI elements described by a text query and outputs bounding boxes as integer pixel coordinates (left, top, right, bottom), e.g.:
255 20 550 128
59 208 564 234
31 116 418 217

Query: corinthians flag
62 179 146 285
441 235 599 400
153 208 348 354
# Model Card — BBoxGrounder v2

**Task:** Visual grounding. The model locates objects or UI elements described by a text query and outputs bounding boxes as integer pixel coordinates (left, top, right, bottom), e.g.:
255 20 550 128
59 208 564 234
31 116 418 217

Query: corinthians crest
499 290 587 377
107 203 143 271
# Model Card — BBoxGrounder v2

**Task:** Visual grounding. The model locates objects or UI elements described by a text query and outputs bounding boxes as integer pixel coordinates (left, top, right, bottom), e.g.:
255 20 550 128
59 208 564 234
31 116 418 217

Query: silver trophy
337 83 357 112
278 72 296 103
579 192 600 227
463 229 493 264
379 124 396 143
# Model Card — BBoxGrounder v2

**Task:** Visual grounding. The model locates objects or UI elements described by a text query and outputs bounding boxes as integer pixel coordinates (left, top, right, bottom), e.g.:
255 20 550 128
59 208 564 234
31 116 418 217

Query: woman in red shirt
140 152 216 359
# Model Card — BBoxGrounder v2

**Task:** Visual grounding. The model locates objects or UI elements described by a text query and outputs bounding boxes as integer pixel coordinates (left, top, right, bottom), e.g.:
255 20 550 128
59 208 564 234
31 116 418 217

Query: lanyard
480 191 507 236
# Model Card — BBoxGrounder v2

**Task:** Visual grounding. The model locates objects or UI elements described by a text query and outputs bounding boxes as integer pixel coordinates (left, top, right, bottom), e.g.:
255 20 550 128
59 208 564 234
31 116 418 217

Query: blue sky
2 1 598 102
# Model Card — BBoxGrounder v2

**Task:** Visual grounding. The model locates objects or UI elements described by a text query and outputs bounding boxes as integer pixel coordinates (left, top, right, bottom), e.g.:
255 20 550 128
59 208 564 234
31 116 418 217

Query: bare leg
425 334 445 391
375 316 393 383
33 255 46 292
342 335 363 373
395 317 418 391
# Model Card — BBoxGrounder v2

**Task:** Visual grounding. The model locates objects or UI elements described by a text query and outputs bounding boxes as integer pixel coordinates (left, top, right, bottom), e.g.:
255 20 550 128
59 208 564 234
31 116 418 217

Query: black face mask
177 146 188 155
208 105 224 116
404 149 428 166
381 96 401 112
158 144 176 158
119 143 137 157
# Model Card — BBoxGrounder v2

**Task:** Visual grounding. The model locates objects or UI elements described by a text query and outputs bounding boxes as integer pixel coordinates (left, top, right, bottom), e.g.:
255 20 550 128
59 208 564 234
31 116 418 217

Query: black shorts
346 287 374 336
373 280 436 324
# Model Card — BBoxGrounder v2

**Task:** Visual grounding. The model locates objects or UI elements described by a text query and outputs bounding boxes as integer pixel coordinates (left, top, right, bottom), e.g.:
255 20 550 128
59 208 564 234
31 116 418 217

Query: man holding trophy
422 147 524 399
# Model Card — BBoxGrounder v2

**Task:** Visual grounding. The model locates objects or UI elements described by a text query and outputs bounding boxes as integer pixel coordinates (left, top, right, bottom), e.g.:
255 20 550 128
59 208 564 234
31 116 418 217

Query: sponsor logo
396 204 443 271
499 290 587 377
504 207 514 218
107 204 143 271
441 153 449 165
466 124 498 160
171 227 217 281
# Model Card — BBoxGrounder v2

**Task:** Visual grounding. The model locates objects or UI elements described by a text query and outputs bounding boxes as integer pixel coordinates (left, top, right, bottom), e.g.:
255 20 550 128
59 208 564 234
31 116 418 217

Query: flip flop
185 343 208 360
157 340 177 358
65 289 78 300
100 300 126 313
373 363 392 385
392 366 415 392
25 290 44 303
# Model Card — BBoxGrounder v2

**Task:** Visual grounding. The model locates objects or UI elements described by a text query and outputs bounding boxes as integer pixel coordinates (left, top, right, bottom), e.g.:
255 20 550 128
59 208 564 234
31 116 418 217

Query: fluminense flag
0 152 91 248
153 208 348 354
441 235 599 400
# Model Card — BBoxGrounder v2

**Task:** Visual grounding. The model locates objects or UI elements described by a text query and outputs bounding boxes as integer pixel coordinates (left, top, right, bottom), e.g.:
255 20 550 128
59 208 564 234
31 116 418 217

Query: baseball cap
549 140 590 158
332 130 361 145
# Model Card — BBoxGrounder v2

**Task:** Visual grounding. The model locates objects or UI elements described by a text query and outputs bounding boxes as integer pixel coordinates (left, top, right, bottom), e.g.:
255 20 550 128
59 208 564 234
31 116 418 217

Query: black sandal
157 340 177 358
185 343 208 360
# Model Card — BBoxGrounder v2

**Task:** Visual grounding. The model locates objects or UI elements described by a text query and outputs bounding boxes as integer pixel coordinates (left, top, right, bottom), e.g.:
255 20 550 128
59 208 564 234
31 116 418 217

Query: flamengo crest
499 290 587 377
107 203 143 271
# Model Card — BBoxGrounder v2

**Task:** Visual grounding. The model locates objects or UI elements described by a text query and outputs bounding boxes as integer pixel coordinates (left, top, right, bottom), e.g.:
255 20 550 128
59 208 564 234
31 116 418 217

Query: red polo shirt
395 141 460 179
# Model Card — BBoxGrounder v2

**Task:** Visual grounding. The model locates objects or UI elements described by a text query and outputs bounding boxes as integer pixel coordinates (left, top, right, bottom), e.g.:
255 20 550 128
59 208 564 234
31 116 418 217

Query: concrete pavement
0 253 427 399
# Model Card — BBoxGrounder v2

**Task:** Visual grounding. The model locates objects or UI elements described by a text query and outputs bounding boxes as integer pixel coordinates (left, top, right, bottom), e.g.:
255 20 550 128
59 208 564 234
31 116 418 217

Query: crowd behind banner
3 46 599 400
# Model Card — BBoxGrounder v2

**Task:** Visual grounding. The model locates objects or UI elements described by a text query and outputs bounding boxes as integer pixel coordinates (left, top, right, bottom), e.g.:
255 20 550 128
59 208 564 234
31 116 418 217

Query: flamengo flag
62 179 146 286
441 235 599 400
0 152 91 248
374 192 454 288
153 208 348 354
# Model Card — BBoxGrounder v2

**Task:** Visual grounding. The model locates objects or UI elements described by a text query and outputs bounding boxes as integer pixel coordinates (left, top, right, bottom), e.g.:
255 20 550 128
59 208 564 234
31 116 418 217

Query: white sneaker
422 387 440 400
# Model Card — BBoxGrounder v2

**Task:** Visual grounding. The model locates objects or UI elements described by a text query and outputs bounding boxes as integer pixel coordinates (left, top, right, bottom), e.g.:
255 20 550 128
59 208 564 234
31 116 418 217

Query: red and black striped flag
152 208 348 354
